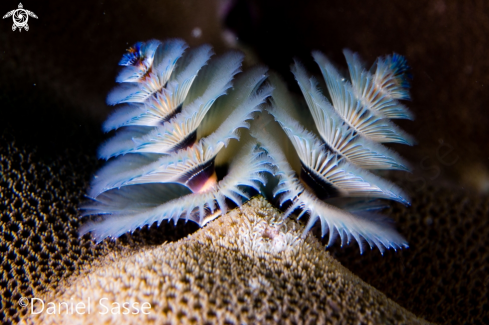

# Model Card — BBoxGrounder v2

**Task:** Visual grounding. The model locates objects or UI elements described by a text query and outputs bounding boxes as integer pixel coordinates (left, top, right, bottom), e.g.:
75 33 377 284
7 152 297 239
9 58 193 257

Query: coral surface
2 131 488 325
2 1 489 324
20 197 429 325
0 132 197 324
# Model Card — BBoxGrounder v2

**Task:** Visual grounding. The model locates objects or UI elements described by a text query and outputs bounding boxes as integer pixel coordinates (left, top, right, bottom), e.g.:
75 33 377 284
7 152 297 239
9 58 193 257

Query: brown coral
331 182 489 324
0 132 198 325
2 131 489 325
2 1 489 324
0 132 107 323
20 197 429 325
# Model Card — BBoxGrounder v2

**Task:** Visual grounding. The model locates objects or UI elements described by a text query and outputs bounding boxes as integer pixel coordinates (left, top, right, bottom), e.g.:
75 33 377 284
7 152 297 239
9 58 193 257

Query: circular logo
18 297 29 308
13 10 28 28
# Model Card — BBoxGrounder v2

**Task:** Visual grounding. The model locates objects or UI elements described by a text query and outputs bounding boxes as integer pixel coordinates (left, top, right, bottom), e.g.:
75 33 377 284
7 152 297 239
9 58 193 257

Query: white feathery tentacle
313 51 415 145
97 126 154 160
371 52 412 101
89 139 222 197
81 183 192 217
107 39 188 105
289 63 410 171
80 143 273 243
266 72 312 127
83 39 276 243
184 51 244 106
205 84 273 148
91 93 268 196
98 50 245 158
267 105 409 204
102 103 148 132
116 39 163 83
104 44 213 130
90 62 269 196
109 50 245 148
82 38 414 255
198 66 269 137
104 81 190 131
310 86 411 170
99 99 207 158
169 44 214 86
250 121 303 205
290 189 408 254
251 121 407 254
342 49 413 120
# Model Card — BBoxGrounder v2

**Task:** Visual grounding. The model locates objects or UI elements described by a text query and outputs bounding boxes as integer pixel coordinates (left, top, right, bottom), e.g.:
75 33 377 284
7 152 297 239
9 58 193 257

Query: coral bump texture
21 197 430 325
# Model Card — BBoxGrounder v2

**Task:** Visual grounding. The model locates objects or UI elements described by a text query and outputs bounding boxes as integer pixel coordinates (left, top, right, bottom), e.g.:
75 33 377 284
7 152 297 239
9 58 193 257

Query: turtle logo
3 3 37 32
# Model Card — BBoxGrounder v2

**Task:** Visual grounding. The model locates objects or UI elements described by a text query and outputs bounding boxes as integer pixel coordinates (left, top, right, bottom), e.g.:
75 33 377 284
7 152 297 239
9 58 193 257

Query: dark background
1 0 488 324
2 0 489 188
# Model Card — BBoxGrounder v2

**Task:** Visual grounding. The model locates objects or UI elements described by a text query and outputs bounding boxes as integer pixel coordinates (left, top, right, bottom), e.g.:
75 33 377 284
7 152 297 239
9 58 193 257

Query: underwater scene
1 1 488 324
